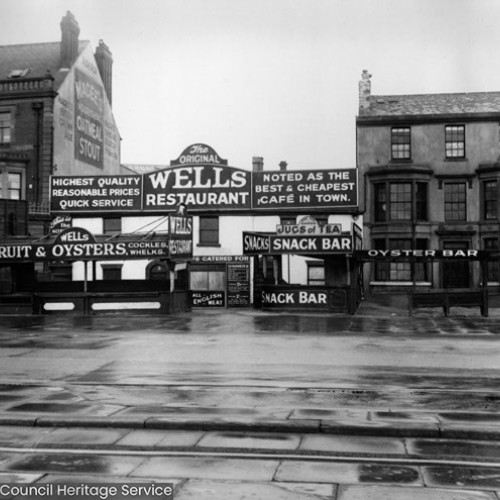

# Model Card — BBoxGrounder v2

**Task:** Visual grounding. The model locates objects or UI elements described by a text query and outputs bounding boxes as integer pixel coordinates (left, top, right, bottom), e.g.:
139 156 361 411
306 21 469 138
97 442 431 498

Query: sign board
142 164 252 211
227 262 250 307
168 214 193 259
50 143 358 214
50 175 142 212
50 216 72 235
252 168 357 210
355 249 484 260
192 255 250 263
261 289 329 307
191 291 225 307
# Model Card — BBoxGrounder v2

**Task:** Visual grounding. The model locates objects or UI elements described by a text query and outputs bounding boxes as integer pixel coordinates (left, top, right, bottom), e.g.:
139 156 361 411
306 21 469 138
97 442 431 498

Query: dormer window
8 69 29 78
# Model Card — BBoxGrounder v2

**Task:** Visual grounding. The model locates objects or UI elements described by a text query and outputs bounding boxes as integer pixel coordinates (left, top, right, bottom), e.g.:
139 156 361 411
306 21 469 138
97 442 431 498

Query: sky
2 0 500 171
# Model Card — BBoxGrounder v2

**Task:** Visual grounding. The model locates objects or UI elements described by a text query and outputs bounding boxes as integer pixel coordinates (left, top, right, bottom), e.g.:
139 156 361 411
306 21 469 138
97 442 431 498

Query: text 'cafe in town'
2 143 359 315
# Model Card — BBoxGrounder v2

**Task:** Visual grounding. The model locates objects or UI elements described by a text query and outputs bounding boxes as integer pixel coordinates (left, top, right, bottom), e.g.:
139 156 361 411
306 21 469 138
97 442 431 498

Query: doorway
442 241 470 288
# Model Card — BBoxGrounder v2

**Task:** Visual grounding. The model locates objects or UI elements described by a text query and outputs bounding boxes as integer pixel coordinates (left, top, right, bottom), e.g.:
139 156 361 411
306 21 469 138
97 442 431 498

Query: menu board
227 263 250 307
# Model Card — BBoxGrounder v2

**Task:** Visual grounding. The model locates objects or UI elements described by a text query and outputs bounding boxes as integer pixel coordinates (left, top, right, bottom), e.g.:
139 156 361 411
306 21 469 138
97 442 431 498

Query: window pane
391 127 411 159
444 183 466 221
485 238 499 282
199 216 219 245
445 125 465 158
0 112 11 144
190 271 209 290
103 217 121 234
484 180 498 220
374 183 386 222
389 183 411 220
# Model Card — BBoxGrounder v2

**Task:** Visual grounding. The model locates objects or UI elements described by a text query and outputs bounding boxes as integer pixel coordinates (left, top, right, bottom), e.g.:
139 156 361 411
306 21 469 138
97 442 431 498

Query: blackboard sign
227 263 250 307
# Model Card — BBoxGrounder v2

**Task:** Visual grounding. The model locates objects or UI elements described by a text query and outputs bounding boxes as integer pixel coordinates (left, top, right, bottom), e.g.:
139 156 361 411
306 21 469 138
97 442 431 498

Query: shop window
483 180 498 220
190 264 225 291
373 238 428 282
445 125 465 158
307 261 325 286
485 238 499 282
103 217 121 235
0 169 23 200
101 264 122 280
391 127 411 160
444 182 466 221
0 112 11 144
199 216 219 246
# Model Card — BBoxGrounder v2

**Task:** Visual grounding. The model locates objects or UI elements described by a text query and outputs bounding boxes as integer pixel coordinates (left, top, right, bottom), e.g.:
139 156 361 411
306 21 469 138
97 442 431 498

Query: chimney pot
279 161 288 171
60 11 80 69
252 156 264 172
358 69 372 114
95 39 114 106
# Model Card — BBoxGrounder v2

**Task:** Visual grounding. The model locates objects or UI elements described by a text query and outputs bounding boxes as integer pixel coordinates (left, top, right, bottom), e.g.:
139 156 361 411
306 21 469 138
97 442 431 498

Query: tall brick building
0 11 120 239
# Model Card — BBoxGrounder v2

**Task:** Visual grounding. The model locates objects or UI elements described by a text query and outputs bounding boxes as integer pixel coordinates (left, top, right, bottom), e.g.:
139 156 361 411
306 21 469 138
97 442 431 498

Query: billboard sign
50 175 142 212
252 168 357 210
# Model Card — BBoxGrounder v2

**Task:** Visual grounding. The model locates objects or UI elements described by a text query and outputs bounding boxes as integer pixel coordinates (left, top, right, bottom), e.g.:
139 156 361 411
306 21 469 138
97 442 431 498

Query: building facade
357 70 500 293
0 11 120 240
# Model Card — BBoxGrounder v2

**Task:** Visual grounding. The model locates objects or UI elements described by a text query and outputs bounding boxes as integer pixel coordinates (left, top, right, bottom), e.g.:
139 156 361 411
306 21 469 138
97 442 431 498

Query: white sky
2 0 500 170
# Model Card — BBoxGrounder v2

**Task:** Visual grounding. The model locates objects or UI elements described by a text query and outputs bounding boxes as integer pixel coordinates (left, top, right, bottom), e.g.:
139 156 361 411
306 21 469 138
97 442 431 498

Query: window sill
370 281 432 287
444 157 467 161
197 243 221 248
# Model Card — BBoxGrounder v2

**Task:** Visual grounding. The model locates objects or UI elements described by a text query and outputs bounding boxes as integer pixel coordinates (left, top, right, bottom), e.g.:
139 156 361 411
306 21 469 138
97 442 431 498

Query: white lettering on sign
261 291 328 305
148 167 247 190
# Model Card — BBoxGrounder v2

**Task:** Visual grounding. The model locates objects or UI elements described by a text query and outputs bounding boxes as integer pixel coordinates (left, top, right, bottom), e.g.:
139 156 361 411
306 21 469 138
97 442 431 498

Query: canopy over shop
243 217 364 313
0 214 193 315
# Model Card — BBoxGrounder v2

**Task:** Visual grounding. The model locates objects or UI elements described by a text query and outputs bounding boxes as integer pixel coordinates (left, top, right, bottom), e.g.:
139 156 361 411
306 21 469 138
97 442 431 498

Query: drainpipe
31 102 43 205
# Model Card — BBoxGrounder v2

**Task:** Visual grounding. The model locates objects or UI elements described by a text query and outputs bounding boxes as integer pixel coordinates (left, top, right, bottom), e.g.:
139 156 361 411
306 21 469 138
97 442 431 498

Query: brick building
0 11 120 240
357 70 500 293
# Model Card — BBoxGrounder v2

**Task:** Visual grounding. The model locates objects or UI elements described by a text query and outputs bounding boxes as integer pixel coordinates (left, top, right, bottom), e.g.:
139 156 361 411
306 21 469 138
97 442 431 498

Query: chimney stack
279 161 288 171
252 156 264 171
60 11 80 69
358 69 372 114
95 40 113 106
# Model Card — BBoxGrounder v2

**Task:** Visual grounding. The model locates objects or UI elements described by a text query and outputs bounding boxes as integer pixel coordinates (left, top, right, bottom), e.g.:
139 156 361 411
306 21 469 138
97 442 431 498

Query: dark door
442 241 470 288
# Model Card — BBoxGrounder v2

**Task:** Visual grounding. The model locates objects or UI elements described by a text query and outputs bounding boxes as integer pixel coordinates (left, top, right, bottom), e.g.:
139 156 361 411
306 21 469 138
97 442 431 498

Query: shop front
0 213 193 315
243 217 364 313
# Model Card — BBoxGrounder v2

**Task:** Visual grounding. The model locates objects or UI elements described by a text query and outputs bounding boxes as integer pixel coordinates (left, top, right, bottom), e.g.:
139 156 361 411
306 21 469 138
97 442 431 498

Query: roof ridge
372 90 500 99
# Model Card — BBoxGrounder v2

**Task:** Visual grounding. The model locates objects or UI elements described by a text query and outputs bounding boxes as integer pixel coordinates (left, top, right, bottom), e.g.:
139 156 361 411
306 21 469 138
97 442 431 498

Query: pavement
0 298 498 498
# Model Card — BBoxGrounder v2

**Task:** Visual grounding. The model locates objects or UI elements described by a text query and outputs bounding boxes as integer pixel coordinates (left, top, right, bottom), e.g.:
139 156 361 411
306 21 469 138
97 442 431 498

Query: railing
28 201 51 215
0 76 54 93
409 288 488 317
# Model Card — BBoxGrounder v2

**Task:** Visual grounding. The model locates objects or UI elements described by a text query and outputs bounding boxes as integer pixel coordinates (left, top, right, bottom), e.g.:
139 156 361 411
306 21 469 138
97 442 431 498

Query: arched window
146 261 169 280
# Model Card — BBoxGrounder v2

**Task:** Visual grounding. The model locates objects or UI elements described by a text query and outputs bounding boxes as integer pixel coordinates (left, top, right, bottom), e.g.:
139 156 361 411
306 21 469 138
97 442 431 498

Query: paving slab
131 456 280 481
422 466 500 491
407 438 500 460
275 460 423 485
197 431 301 450
0 471 45 483
3 452 145 476
320 418 440 438
175 479 335 500
337 484 497 500
115 429 204 448
42 427 127 446
299 434 406 455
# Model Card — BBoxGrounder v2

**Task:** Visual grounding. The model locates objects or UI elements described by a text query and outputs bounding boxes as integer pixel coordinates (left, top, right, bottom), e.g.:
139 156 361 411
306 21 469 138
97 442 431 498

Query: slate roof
0 41 89 89
363 91 500 118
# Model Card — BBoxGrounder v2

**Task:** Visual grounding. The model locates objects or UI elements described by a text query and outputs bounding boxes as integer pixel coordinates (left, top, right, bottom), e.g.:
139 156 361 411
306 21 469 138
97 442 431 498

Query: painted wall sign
191 291 225 307
50 175 142 212
142 164 252 211
74 69 104 168
242 232 271 254
252 169 357 209
192 256 250 263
